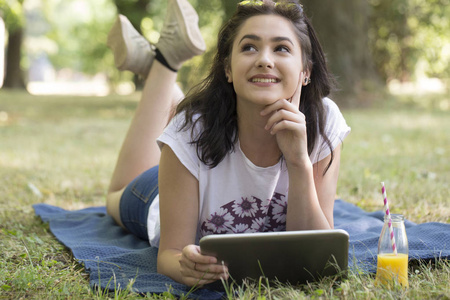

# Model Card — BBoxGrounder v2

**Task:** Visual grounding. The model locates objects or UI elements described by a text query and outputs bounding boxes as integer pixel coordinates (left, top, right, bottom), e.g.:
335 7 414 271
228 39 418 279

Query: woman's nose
255 50 274 69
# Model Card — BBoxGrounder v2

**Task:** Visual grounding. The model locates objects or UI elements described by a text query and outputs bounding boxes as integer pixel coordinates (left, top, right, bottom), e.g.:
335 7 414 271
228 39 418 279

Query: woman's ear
224 59 233 83
225 68 232 83
302 69 312 86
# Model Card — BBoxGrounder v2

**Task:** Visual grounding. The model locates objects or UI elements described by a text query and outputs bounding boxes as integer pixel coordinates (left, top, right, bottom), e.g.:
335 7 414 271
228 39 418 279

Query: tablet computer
200 229 349 285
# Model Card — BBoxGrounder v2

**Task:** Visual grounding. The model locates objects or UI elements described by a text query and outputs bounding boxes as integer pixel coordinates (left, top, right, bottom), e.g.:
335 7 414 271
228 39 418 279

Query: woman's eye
242 44 257 52
275 45 290 53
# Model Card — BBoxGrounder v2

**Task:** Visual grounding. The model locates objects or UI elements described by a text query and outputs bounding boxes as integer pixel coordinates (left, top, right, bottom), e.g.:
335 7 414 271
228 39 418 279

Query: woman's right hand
179 244 229 287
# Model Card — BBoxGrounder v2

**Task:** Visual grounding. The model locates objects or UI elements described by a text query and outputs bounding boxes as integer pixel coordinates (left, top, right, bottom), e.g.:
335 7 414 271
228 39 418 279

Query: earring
304 77 311 85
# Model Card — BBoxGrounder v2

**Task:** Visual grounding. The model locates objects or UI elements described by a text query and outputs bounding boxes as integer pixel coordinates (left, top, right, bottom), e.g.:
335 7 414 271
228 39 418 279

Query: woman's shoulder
321 97 348 124
309 97 350 163
166 112 202 135
322 96 351 139
159 112 206 155
157 112 204 179
321 97 340 114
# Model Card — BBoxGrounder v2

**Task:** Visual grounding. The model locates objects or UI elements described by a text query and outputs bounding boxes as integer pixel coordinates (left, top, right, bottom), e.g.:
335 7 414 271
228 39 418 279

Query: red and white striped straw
381 182 397 255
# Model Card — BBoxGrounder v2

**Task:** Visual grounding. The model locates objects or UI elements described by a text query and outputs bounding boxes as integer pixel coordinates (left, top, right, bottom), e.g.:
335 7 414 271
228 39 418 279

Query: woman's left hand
260 72 308 167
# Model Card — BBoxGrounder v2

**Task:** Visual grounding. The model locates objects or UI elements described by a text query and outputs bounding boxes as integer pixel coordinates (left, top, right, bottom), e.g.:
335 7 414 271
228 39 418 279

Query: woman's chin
259 95 289 106
236 92 292 107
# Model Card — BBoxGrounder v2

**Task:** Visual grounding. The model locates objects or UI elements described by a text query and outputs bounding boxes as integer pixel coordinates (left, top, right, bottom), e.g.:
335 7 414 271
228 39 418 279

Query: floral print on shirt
200 192 287 237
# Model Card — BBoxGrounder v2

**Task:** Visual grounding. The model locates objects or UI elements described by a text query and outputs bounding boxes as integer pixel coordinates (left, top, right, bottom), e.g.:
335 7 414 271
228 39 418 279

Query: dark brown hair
176 0 335 172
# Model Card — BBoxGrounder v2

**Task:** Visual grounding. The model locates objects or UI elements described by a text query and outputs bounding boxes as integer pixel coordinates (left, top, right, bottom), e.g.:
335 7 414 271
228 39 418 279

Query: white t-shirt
148 97 351 247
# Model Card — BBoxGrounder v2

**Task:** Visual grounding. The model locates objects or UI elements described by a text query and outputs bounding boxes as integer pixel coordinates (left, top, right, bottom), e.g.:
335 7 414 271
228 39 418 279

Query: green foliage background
1 0 449 91
369 0 450 81
0 0 25 33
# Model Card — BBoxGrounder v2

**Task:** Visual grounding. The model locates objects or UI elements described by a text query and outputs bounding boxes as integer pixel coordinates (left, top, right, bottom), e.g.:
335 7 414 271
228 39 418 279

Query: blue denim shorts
119 165 159 240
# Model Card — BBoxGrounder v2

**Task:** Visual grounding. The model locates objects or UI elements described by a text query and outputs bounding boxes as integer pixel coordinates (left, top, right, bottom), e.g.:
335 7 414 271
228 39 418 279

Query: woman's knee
106 188 125 228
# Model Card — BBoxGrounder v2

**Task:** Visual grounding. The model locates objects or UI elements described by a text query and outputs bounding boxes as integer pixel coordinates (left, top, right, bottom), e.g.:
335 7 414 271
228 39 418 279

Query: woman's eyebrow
238 34 260 45
238 34 294 46
272 36 294 46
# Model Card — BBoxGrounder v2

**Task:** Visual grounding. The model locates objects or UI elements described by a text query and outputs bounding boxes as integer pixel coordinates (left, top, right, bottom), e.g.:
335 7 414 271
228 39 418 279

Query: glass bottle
375 214 409 288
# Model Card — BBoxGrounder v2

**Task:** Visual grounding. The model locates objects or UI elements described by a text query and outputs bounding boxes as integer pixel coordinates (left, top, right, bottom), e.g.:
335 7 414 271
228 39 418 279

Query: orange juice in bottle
375 214 409 288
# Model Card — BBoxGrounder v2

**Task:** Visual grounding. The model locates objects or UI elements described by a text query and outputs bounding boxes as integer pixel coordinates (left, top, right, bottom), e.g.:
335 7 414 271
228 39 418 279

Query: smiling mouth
250 78 279 83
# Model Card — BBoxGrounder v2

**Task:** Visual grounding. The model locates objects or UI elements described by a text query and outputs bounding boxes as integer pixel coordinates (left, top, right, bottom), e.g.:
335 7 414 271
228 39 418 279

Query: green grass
0 90 449 299
339 107 450 224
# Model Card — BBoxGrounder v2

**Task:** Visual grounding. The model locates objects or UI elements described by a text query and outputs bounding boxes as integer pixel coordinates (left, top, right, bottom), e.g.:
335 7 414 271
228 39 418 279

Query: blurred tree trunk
4 27 26 89
302 0 380 106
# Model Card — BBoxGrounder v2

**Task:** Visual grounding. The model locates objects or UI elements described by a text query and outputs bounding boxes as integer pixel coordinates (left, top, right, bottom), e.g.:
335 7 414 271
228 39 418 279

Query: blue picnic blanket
33 200 449 299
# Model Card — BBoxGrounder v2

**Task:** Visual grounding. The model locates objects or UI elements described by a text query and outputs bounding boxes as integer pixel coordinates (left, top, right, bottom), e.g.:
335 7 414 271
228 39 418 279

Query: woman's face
226 14 305 108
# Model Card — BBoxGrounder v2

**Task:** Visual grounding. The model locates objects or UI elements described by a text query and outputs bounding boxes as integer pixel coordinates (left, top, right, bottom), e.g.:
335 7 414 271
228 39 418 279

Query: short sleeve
309 97 351 164
157 113 201 179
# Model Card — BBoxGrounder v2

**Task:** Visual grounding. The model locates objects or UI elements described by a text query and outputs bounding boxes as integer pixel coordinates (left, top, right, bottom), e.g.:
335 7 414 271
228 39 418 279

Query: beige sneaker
156 0 206 71
107 14 155 78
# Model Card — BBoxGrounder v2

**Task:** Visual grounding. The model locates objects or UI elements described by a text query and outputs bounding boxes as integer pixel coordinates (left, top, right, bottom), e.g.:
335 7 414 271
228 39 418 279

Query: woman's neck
237 104 281 168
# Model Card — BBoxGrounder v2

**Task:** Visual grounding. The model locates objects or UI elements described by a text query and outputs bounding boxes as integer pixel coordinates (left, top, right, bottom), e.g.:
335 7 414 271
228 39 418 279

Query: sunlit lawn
0 89 449 299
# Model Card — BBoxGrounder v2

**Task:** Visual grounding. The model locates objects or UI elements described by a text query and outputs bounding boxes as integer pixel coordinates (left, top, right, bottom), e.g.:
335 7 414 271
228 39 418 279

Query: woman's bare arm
286 145 341 230
157 145 228 286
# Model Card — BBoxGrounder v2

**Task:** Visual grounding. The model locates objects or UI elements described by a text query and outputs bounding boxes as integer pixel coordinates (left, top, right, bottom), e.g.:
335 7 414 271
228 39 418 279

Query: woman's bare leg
109 62 177 193
105 0 205 227
106 62 177 226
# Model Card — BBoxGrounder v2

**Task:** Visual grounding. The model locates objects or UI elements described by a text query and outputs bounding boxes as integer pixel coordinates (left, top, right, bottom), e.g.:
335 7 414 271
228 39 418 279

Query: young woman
106 0 350 287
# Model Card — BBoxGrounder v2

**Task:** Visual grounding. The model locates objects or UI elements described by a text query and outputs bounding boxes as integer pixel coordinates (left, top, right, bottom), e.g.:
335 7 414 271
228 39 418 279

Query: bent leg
107 62 177 227
106 0 205 228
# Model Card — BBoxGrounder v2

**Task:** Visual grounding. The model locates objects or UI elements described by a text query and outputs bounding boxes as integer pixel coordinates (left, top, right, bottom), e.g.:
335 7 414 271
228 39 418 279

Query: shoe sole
107 15 155 77
172 0 206 54
107 15 129 70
